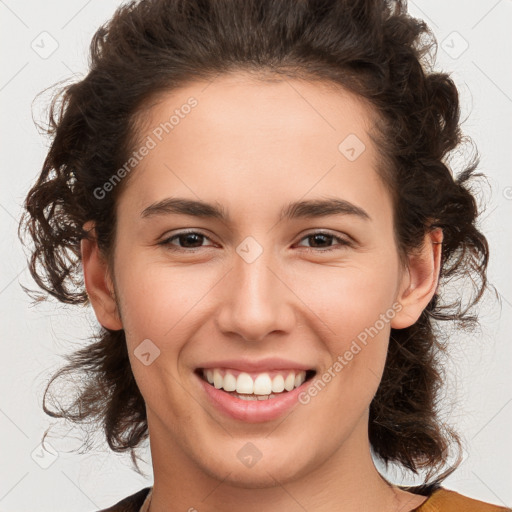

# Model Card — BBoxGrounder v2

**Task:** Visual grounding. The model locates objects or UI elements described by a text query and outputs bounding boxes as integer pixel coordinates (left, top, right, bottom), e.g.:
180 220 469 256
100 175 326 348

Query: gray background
1 0 511 510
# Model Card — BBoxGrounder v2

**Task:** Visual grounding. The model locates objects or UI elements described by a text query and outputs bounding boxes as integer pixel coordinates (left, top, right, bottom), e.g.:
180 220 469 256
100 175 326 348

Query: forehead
138 73 376 153
119 73 392 224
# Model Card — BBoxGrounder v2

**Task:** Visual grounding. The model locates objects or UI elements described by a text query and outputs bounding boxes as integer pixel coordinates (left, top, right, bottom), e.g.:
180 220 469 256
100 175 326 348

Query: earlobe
391 228 443 329
80 221 123 331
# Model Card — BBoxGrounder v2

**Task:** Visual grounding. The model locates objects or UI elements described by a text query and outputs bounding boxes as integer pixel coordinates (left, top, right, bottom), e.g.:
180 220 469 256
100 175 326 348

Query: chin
196 443 313 489
211 466 296 489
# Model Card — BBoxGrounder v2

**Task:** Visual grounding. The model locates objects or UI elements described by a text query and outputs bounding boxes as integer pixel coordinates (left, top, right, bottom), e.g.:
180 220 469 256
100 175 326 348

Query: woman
18 0 509 511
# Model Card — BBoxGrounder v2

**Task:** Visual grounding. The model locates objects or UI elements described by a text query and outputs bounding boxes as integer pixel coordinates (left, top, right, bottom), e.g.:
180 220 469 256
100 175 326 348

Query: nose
215 244 296 342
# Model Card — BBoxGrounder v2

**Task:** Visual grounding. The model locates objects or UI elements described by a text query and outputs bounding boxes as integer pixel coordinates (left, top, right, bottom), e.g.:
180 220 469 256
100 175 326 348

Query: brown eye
296 231 352 252
159 231 214 250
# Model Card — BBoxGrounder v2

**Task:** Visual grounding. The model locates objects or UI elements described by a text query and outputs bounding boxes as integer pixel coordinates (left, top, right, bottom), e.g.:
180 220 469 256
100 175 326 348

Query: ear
80 220 123 330
391 227 443 329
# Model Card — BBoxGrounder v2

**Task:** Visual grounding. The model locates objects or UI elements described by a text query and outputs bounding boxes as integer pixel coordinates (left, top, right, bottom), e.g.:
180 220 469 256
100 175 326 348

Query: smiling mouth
195 368 316 400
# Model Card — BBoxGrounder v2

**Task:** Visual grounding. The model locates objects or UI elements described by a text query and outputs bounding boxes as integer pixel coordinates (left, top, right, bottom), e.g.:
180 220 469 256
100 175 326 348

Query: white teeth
233 393 279 401
213 369 223 389
236 373 254 394
253 374 272 395
284 372 296 391
201 368 308 395
223 372 237 392
271 374 285 393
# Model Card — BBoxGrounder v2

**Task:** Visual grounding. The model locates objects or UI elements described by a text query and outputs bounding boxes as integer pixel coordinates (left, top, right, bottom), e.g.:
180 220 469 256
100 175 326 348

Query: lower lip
195 371 312 423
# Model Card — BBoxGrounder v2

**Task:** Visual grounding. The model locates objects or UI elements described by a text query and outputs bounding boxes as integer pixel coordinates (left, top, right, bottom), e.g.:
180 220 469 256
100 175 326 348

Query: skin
81 74 443 512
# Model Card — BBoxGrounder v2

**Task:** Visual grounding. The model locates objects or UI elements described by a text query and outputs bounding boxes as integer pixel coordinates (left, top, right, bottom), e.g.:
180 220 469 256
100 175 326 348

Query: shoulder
418 487 511 511
94 487 152 512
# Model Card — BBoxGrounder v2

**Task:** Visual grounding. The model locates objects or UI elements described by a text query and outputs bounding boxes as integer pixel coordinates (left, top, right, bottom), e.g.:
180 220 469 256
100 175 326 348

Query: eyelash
158 229 352 253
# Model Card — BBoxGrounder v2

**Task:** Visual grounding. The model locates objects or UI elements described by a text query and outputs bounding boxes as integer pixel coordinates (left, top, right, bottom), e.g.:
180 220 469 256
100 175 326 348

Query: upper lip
196 357 316 373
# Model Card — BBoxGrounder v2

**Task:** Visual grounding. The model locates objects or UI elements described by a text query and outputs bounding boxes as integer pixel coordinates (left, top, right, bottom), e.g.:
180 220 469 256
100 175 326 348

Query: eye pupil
309 234 331 247
180 233 203 247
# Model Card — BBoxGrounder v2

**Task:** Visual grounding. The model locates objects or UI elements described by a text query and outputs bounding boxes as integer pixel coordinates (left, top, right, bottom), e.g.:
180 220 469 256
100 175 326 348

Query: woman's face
85 74 436 487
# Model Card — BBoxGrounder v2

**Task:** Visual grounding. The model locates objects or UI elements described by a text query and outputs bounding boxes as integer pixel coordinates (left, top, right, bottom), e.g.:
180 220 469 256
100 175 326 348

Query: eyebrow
140 197 371 222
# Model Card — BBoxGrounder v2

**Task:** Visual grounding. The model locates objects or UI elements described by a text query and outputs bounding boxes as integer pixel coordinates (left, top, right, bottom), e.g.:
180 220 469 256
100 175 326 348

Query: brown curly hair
18 0 491 490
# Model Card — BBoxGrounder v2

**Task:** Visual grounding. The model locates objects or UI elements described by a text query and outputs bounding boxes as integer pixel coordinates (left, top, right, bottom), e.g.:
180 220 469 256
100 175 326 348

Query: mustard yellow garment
97 486 512 511
415 488 511 511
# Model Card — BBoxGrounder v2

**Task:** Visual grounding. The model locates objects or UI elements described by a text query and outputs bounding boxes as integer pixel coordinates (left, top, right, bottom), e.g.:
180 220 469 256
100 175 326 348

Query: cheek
291 256 400 401
114 255 218 342
294 258 399 341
